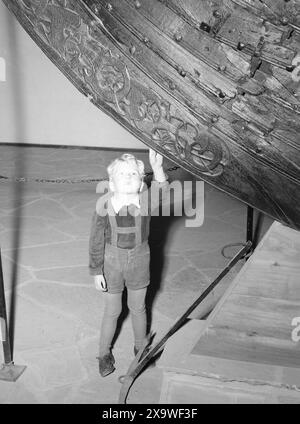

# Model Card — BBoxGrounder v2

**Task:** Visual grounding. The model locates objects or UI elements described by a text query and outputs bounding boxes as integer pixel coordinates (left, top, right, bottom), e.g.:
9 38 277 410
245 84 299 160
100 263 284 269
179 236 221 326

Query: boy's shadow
146 170 199 333
146 214 175 333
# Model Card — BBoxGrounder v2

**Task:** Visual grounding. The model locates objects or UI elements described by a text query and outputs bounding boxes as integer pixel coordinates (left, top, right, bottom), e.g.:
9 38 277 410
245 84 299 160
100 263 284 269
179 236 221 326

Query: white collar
111 195 140 213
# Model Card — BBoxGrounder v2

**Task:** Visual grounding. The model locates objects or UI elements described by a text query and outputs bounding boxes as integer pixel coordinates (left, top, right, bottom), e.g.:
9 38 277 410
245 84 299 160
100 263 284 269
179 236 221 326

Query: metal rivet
281 16 289 25
178 67 186 77
129 45 136 55
237 87 246 96
213 10 221 18
169 81 176 90
106 3 112 11
218 65 226 72
174 33 183 42
135 0 141 8
93 5 99 13
293 104 300 112
143 37 149 44
211 116 219 123
286 65 295 72
199 22 211 33
237 42 246 50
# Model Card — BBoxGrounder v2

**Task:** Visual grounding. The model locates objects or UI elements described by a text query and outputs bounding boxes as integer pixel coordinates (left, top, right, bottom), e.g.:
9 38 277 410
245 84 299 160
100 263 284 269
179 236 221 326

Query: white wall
0 2 144 149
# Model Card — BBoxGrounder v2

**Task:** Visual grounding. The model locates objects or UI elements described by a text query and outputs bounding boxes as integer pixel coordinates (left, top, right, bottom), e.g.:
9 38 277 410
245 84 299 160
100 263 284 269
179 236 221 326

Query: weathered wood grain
191 222 300 386
2 0 300 229
157 222 300 404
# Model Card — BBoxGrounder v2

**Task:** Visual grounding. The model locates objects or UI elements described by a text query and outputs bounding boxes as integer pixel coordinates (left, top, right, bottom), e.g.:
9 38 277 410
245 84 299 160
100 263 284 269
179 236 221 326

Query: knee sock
127 288 147 351
99 292 122 356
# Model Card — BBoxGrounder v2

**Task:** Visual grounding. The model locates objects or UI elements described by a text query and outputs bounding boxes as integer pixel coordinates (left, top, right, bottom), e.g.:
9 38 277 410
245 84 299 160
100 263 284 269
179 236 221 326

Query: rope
0 165 180 184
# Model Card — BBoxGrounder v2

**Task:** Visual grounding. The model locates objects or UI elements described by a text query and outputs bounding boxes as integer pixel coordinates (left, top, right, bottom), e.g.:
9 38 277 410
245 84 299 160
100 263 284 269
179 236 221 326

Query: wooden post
0 248 12 364
246 206 254 243
0 248 26 381
244 206 254 260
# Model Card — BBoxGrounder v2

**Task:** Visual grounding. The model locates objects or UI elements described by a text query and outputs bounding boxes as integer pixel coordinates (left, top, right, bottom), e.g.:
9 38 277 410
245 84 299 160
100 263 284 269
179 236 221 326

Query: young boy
89 149 168 377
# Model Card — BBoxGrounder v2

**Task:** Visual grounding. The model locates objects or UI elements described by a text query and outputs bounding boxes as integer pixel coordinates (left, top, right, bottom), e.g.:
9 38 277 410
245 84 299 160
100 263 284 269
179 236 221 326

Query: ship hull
2 0 300 229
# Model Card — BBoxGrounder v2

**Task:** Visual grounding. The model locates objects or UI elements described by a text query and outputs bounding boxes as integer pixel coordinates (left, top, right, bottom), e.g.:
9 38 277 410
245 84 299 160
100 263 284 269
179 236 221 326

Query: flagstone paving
0 145 273 404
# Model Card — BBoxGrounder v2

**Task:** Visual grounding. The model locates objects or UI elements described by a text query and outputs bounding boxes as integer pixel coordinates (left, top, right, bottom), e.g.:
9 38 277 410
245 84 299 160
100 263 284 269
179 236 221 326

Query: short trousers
103 241 150 294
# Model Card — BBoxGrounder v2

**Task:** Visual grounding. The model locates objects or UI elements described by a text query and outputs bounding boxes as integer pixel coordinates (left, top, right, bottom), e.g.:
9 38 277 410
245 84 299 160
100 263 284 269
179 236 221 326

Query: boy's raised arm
148 149 169 214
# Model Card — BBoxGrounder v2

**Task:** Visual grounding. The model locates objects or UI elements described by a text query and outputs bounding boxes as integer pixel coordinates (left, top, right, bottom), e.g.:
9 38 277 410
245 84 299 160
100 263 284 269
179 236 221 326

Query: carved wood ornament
2 0 300 229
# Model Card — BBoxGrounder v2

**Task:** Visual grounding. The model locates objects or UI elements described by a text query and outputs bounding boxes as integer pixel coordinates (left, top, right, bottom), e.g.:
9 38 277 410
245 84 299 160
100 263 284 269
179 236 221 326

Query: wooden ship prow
2 0 300 230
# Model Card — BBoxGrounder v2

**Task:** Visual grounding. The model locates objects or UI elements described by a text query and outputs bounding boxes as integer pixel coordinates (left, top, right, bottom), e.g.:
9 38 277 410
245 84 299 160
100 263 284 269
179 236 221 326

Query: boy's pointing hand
149 148 166 182
149 148 163 170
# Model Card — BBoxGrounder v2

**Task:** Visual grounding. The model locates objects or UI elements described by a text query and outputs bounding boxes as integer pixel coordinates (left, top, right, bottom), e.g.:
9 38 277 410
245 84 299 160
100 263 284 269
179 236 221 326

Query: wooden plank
217 13 296 67
129 0 233 73
259 69 299 107
251 221 300 266
271 66 300 104
108 0 240 93
188 222 300 386
89 2 300 185
158 343 300 387
159 372 300 404
233 265 300 301
210 293 300 340
231 0 300 28
194 326 300 367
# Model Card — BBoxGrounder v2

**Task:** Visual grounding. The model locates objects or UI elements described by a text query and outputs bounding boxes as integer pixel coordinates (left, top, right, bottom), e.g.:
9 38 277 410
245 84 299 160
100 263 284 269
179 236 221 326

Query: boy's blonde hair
107 153 145 179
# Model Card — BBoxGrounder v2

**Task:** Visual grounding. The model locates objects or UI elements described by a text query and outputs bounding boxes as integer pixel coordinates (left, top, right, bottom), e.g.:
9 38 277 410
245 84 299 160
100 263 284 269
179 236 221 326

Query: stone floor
0 144 273 404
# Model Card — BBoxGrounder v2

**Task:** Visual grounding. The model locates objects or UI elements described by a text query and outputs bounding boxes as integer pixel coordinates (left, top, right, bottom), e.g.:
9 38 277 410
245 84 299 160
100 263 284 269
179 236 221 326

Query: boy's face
110 161 142 194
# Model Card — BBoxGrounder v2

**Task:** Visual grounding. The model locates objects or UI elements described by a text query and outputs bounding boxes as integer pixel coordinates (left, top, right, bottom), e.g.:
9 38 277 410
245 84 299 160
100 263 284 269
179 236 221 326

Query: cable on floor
221 242 247 259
